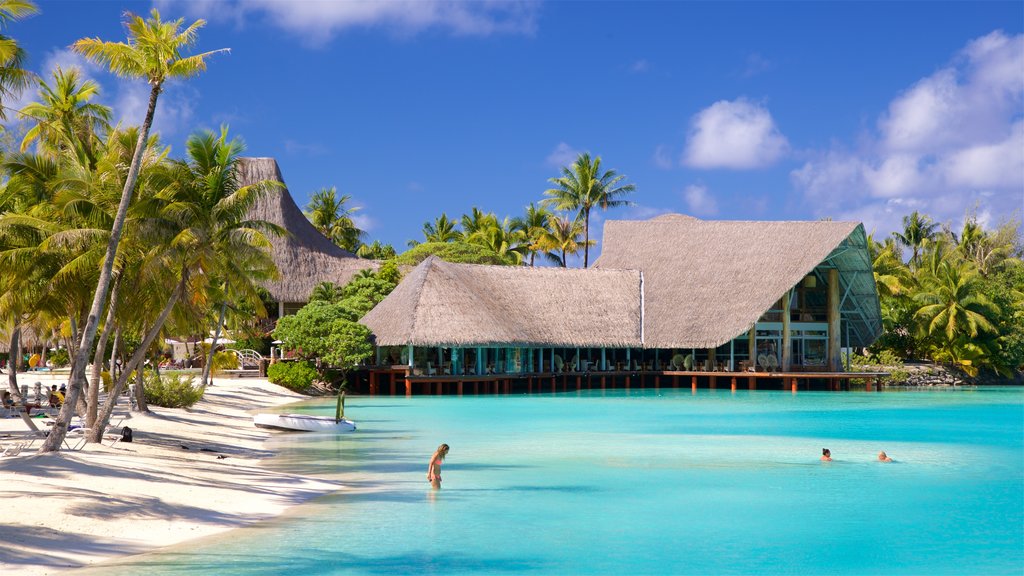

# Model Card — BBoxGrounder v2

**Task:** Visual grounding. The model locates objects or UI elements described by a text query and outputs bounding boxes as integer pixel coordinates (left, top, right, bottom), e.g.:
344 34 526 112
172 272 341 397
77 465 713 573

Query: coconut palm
510 203 552 267
42 10 227 452
461 207 498 238
914 260 999 361
892 211 938 270
304 186 363 253
421 213 461 243
868 234 912 299
0 0 37 121
543 153 635 267
470 217 528 265
537 215 588 267
18 66 112 166
356 239 396 260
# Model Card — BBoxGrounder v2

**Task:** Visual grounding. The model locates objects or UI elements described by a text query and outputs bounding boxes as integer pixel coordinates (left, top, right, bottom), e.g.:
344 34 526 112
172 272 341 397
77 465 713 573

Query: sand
0 373 340 575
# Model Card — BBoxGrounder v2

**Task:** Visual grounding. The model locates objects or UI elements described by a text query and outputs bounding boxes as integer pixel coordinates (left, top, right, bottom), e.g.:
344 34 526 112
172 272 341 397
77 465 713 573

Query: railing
227 349 264 369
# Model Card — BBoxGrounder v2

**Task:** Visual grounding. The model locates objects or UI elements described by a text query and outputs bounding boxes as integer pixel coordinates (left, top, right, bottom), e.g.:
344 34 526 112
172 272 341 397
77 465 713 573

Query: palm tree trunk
202 298 228 387
44 82 162 453
109 328 121 382
88 275 121 429
8 326 39 433
583 210 591 268
90 270 186 443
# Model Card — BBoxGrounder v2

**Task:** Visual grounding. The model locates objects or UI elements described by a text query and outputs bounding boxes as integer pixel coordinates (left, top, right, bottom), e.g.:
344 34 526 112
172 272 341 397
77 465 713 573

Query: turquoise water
89 388 1022 575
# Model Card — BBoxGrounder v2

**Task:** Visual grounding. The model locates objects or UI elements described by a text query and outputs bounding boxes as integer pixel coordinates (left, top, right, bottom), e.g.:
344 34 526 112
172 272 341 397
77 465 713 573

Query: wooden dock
361 368 890 396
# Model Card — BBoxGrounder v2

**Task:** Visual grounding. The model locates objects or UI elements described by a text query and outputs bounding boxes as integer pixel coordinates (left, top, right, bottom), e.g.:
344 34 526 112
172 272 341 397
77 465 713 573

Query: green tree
44 9 227 453
543 152 635 267
0 0 37 122
18 66 111 166
304 186 363 252
396 240 516 266
510 202 552 267
356 239 396 260
892 210 938 270
418 213 461 244
537 215 587 267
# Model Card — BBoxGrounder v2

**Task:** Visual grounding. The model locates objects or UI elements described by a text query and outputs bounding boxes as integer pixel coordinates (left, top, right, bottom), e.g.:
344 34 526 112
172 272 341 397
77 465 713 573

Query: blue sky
10 1 1024 259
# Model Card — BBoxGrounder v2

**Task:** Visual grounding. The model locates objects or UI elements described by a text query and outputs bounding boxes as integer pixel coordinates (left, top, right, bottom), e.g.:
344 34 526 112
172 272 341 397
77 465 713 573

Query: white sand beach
0 374 340 575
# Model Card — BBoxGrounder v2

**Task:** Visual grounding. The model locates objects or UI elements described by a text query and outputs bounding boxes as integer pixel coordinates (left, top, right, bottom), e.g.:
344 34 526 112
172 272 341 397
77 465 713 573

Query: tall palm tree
304 186 363 253
470 217 527 265
537 215 588 267
543 153 635 267
18 66 111 166
0 0 37 121
892 210 938 270
914 260 999 359
421 213 461 243
44 10 227 452
868 234 912 299
461 207 498 238
510 203 552 267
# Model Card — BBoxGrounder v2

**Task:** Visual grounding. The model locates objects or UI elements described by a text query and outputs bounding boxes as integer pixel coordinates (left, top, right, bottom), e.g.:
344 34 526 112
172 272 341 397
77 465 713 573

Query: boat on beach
253 412 356 432
253 391 355 433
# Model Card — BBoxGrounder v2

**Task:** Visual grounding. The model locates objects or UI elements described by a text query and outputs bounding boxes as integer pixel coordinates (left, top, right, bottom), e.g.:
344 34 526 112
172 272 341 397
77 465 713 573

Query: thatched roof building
362 214 881 354
237 158 377 309
361 256 641 347
595 214 881 349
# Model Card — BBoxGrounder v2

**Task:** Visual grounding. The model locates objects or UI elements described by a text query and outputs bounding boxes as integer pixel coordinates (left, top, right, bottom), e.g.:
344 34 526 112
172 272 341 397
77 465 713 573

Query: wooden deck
362 367 890 396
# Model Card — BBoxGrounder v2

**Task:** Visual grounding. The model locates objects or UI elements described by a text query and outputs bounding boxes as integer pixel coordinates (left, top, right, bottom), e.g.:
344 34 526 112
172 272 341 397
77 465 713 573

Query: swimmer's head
878 451 888 460
822 448 830 457
438 443 450 458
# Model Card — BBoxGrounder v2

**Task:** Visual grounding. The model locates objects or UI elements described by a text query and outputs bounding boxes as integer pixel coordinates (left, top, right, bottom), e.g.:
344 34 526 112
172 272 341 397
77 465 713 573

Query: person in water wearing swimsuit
877 451 893 462
427 443 450 488
821 448 832 461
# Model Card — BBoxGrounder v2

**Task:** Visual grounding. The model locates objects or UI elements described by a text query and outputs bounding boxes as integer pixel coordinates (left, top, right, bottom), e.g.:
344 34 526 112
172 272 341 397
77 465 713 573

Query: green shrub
48 348 70 368
267 361 318 393
210 350 240 374
143 372 204 408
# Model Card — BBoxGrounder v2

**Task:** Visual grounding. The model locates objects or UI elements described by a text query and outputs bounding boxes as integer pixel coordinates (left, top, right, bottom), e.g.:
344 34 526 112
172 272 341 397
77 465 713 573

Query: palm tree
470 217 527 265
43 10 227 452
892 211 938 269
914 259 1000 369
868 234 912 299
543 153 635 267
537 215 588 267
421 213 461 243
510 203 552 267
0 0 37 121
461 207 498 238
356 240 396 260
18 66 112 166
304 186 363 253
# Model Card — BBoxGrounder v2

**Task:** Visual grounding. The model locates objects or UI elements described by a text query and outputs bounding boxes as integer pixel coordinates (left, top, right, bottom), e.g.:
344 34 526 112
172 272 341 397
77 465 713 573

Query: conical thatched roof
237 158 377 303
595 214 881 349
361 256 642 347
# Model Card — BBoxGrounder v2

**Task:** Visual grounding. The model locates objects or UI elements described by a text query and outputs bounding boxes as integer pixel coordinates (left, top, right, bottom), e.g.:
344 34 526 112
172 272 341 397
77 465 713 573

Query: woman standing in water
427 443 450 488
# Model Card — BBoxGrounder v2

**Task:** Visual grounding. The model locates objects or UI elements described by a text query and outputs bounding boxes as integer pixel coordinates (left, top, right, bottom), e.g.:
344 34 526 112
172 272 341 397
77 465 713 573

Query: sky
9 1 1024 260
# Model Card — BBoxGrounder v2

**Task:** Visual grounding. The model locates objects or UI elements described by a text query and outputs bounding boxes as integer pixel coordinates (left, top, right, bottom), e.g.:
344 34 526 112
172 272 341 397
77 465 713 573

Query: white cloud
545 141 581 168
350 212 376 233
630 59 650 73
682 184 718 216
113 81 196 138
284 139 329 156
791 30 1024 237
158 0 538 44
624 204 672 220
652 144 673 170
742 53 772 78
682 98 789 169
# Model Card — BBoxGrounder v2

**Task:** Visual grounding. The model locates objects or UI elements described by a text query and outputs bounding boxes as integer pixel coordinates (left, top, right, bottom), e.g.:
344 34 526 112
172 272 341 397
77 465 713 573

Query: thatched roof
595 214 881 348
361 256 642 347
237 158 377 303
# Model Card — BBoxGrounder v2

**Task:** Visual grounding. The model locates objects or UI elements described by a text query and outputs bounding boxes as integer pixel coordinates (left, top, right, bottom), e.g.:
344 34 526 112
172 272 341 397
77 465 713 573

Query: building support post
828 268 842 371
748 325 756 369
782 289 792 371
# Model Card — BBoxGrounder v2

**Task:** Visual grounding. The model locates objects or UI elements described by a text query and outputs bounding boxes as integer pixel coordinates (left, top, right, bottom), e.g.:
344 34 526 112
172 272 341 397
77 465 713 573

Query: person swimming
427 443 450 488
878 451 893 462
821 448 832 461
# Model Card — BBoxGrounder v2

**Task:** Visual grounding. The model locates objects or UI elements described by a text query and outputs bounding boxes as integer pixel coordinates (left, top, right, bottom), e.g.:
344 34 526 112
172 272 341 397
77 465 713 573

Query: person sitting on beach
48 385 64 408
427 443 450 488
3 391 40 416
821 448 832 462
877 451 893 462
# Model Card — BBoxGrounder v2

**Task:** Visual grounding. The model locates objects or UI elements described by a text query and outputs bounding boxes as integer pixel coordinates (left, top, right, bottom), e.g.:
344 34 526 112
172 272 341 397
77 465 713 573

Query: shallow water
87 388 1023 575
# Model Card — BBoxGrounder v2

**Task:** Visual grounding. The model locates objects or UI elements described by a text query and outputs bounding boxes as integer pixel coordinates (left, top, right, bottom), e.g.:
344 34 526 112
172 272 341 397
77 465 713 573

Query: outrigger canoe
253 391 355 433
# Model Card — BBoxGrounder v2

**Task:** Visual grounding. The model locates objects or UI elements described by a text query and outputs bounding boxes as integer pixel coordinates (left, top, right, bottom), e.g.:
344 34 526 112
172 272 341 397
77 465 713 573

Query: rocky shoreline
859 362 1024 387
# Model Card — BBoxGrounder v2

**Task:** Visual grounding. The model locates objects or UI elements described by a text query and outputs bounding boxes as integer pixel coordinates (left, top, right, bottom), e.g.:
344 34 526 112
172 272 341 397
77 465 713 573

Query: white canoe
253 413 356 433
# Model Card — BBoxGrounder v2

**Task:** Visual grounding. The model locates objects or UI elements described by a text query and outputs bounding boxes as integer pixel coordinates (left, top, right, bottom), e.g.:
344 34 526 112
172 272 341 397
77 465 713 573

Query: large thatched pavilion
237 158 377 318
359 214 884 394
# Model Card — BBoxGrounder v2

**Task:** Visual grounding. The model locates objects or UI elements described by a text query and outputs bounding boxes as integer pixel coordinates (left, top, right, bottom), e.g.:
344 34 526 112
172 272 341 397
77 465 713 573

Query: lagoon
87 387 1023 575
